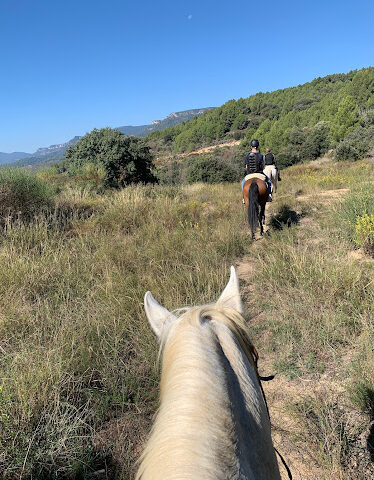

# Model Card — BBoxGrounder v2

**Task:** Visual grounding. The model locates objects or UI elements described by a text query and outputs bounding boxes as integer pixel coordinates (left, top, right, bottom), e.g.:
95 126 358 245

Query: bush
186 155 239 184
337 184 374 247
157 149 244 186
233 131 246 140
156 161 183 185
276 145 300 168
335 125 374 161
354 213 374 255
65 128 156 187
0 169 53 222
300 121 331 160
232 113 249 130
334 140 359 161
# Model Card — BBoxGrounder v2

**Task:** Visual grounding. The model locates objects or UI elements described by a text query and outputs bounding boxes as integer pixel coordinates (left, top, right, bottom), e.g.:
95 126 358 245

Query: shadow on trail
365 387 374 462
268 205 301 230
368 422 374 462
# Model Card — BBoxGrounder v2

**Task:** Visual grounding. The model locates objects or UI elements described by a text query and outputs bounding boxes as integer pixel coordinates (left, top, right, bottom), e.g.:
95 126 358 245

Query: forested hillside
147 68 374 166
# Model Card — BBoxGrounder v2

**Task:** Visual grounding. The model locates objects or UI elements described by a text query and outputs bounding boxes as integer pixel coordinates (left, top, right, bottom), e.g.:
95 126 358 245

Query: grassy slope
0 160 373 479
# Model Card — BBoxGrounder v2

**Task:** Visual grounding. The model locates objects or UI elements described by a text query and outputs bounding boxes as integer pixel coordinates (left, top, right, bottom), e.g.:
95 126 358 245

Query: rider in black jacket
264 148 281 181
242 139 272 201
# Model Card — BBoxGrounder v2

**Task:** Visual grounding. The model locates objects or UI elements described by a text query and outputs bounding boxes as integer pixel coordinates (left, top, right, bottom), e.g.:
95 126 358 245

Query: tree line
147 67 374 167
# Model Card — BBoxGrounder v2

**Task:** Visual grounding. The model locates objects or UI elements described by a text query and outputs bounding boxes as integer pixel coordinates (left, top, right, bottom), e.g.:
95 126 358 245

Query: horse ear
144 291 177 340
216 266 243 314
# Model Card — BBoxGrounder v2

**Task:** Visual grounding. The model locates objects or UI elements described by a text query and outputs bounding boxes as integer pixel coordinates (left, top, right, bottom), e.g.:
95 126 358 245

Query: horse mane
158 305 256 368
136 304 259 480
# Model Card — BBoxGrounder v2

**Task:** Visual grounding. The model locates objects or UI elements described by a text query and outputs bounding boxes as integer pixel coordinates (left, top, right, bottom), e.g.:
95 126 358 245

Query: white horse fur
138 266 281 480
263 165 278 194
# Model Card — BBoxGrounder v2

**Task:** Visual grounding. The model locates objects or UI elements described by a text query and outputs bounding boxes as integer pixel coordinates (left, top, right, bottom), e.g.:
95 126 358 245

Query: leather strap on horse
274 447 293 480
250 345 293 480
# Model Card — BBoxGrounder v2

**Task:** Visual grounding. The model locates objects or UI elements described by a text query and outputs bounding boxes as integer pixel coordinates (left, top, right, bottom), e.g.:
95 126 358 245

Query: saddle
244 173 267 182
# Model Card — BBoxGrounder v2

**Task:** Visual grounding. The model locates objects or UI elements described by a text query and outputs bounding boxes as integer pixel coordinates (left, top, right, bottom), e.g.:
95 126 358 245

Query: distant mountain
7 108 214 169
34 136 82 157
0 152 33 164
11 136 82 168
117 108 214 137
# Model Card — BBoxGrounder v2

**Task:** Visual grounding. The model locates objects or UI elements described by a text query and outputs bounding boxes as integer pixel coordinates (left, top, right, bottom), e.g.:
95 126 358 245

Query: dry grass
236 159 374 479
0 182 249 479
1 159 374 479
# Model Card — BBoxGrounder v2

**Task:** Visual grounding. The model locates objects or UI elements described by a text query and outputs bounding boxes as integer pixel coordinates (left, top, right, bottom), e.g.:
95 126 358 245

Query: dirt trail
177 139 241 157
296 188 349 202
237 252 325 479
156 140 241 165
236 188 359 479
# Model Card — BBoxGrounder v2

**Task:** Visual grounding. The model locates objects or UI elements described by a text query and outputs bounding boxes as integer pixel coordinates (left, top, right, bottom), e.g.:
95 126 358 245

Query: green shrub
276 145 299 168
0 169 53 222
157 150 244 186
335 126 374 161
337 184 374 241
156 161 183 185
331 95 360 142
232 130 246 140
186 156 238 183
232 113 249 130
300 121 331 160
354 213 374 255
65 128 156 187
334 140 359 161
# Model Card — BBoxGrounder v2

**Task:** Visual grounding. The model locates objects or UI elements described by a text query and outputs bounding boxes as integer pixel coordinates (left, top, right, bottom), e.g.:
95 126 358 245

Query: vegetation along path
236 159 374 479
0 159 373 480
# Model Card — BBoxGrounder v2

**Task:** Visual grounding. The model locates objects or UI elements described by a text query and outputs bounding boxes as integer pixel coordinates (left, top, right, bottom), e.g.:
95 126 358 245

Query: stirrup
267 195 273 202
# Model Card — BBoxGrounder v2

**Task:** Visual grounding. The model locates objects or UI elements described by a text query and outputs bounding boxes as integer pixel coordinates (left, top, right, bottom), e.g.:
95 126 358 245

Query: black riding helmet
250 139 259 148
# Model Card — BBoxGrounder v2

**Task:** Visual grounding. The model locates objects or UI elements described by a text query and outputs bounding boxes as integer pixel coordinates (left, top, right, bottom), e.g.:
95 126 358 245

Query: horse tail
248 182 259 236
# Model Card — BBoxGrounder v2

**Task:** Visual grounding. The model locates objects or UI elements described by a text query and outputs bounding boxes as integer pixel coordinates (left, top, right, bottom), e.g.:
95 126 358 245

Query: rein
250 345 293 480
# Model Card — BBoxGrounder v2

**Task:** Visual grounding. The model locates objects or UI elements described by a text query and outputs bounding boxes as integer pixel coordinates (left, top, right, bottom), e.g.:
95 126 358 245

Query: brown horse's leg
260 205 266 235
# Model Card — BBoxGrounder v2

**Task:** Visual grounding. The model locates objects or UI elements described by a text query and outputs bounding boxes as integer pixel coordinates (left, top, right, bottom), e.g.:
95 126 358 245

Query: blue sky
1 0 373 153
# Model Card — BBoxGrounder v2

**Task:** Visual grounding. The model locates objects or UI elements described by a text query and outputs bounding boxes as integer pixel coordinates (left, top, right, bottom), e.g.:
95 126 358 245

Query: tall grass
0 168 53 223
0 183 248 479
247 163 374 478
1 159 373 479
282 158 374 196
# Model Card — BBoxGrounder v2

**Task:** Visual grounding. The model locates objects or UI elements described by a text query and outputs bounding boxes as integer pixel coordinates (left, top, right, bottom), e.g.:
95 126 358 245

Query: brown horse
243 177 268 238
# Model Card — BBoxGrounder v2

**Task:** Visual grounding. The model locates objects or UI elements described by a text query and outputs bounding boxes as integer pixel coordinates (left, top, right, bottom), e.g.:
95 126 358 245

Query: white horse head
137 266 281 480
144 266 243 339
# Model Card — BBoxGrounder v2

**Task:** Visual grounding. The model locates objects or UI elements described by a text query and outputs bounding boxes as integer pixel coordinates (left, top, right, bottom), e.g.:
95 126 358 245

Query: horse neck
209 320 272 435
137 318 279 480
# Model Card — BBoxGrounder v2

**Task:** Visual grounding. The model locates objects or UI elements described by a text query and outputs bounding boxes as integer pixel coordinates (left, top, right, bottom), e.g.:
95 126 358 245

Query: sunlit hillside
148 68 374 169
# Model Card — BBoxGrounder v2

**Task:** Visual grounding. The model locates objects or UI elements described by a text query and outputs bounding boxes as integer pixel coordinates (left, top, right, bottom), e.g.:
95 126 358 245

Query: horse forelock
157 305 256 370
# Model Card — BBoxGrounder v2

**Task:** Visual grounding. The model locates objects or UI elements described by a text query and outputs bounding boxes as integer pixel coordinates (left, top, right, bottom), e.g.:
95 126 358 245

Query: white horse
263 165 278 194
136 267 281 480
